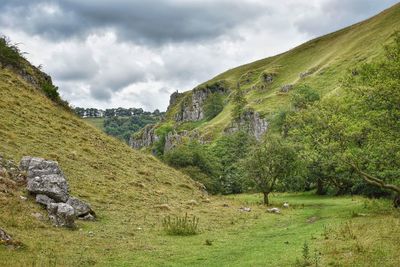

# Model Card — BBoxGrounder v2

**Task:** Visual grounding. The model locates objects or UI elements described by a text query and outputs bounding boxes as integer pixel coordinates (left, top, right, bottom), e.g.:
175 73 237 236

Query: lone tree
244 135 297 205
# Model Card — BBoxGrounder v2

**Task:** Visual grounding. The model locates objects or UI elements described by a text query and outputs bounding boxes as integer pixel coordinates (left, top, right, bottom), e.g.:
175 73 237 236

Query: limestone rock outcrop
174 81 228 122
47 203 76 228
129 124 159 150
225 110 268 141
20 156 96 227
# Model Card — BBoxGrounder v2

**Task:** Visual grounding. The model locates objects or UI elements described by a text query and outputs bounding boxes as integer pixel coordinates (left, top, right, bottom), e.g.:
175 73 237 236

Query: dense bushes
104 115 159 142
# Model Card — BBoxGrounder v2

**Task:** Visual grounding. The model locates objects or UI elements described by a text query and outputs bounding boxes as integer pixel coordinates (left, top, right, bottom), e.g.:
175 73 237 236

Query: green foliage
0 36 23 69
243 134 298 204
164 141 220 187
204 93 224 120
302 241 310 265
153 123 174 155
211 131 255 194
104 115 159 142
162 213 199 236
41 81 61 102
291 84 320 110
231 85 247 121
287 31 400 200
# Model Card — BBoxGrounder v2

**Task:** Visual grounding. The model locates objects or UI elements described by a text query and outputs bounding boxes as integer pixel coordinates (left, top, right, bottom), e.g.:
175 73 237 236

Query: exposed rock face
164 130 202 152
262 72 275 84
0 155 25 183
169 91 183 107
280 84 293 93
27 174 69 202
47 203 76 228
66 196 95 218
175 82 228 122
24 157 69 202
225 110 268 141
20 156 96 227
129 124 159 150
35 194 55 206
0 228 12 244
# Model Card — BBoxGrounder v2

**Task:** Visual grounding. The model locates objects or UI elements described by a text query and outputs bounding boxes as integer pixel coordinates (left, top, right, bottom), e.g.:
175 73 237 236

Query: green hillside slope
0 65 230 264
165 3 400 139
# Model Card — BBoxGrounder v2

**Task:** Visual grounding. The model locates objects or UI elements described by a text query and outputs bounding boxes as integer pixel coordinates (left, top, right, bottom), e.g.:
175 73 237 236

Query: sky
0 0 398 111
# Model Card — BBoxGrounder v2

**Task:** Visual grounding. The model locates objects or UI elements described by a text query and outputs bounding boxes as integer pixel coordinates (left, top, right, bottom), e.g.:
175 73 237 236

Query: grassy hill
0 65 227 265
1 4 399 266
164 3 400 139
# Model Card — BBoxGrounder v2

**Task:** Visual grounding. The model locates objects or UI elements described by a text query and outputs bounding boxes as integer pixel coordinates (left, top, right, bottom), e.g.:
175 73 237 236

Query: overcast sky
0 0 398 111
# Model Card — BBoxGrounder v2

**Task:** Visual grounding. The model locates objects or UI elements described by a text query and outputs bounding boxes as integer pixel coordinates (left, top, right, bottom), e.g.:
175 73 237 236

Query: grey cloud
90 87 112 101
0 0 268 45
294 0 399 36
49 48 99 81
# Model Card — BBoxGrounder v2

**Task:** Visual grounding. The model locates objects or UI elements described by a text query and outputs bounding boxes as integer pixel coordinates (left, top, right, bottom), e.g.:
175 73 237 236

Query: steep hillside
0 61 233 264
135 3 400 146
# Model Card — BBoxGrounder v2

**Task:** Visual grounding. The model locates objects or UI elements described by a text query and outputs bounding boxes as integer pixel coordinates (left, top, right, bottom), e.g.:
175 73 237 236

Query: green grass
3 192 394 266
84 117 105 130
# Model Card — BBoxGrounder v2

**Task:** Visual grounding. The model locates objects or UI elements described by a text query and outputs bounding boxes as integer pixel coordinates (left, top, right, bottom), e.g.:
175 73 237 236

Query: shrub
291 84 320 110
162 213 199 236
0 36 23 69
41 81 61 102
204 93 224 120
153 123 174 155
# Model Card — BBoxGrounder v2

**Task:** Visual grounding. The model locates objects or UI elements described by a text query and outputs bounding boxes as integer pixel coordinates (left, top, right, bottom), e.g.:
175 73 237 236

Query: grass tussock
162 213 200 236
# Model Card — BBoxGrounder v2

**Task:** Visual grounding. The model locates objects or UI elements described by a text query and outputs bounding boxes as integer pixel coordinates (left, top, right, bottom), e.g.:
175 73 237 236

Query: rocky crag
1 155 95 228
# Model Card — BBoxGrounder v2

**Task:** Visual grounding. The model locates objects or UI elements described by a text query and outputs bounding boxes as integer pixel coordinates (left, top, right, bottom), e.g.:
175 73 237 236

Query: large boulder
27 174 69 202
66 197 95 219
35 194 55 206
47 203 76 228
23 157 69 202
0 228 12 244
24 157 63 179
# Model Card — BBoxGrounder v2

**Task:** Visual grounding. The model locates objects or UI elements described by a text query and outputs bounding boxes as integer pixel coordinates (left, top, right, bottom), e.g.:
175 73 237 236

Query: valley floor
1 193 399 267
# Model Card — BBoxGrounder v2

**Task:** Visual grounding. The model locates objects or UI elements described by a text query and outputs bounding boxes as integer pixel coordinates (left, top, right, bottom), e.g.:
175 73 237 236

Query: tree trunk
394 195 400 208
316 178 325 195
263 192 270 205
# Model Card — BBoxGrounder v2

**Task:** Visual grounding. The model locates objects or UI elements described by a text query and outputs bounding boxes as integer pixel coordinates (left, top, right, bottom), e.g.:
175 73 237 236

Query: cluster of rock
129 124 159 150
280 84 293 93
0 155 25 184
225 110 268 141
174 82 228 122
261 72 276 84
20 156 96 228
164 130 203 152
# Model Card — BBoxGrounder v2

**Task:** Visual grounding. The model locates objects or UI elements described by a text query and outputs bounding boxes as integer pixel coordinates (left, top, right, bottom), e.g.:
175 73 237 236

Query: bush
291 84 320 110
153 124 174 155
41 81 61 102
0 36 23 69
162 213 199 236
204 93 224 120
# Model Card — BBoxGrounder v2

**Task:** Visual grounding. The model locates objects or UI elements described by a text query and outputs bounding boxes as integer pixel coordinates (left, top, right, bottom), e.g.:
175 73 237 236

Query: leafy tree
204 93 224 120
288 32 400 206
211 131 255 194
243 135 297 205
